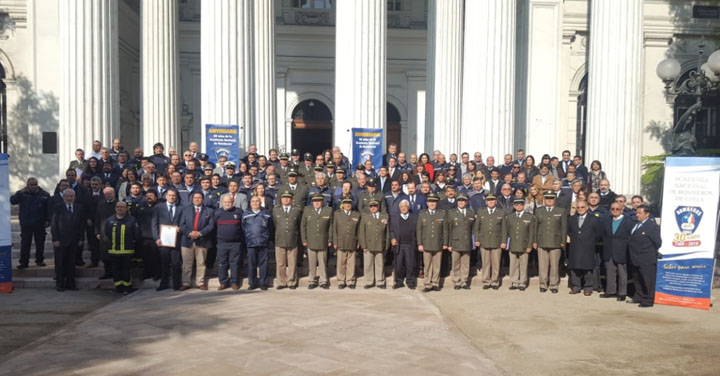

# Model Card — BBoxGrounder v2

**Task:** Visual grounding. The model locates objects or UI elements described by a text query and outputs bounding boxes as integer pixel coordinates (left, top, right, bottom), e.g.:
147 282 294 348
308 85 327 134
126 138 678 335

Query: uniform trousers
632 263 657 306
393 244 417 286
247 246 269 288
451 250 471 286
480 247 502 287
275 246 298 287
158 246 182 289
217 242 242 286
54 244 77 289
307 248 328 285
141 239 159 280
336 249 356 285
111 254 132 291
363 250 385 286
181 244 207 287
19 223 46 266
605 259 627 296
423 250 442 288
508 252 529 287
570 269 593 291
537 247 562 289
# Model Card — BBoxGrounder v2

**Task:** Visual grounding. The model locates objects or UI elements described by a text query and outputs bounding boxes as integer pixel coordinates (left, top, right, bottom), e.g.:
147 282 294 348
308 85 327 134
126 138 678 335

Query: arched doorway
575 74 588 159
387 103 402 151
291 99 333 157
674 70 720 150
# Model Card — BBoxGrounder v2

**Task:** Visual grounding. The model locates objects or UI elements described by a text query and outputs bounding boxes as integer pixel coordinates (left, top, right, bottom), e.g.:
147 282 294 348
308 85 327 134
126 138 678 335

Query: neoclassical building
0 0 718 195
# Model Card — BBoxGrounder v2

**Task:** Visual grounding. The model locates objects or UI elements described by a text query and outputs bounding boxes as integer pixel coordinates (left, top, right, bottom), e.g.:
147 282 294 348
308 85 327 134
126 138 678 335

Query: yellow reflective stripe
109 249 135 255
114 281 132 287
111 223 116 248
120 224 126 251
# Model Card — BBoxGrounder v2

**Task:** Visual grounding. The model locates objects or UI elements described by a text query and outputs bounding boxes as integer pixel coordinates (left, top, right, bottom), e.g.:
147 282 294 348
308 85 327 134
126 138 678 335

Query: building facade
0 0 718 196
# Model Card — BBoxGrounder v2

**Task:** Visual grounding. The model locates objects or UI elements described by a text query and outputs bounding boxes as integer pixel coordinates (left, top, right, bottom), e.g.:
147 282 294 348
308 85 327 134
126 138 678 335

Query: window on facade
292 0 332 9
674 75 720 151
387 0 402 11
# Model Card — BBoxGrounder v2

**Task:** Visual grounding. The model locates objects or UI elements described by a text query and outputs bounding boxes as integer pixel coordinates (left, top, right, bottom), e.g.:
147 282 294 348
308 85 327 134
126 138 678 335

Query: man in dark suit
567 200 603 295
387 157 401 181
384 180 409 216
597 179 617 210
50 189 85 291
496 184 514 212
600 202 634 301
152 188 183 291
377 166 392 193
552 180 572 209
627 205 662 307
390 200 418 289
405 181 426 213
382 143 398 167
573 155 589 183
178 192 215 290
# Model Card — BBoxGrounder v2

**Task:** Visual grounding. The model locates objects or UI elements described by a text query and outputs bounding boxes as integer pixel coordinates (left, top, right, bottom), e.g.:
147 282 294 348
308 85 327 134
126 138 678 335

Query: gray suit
220 192 248 211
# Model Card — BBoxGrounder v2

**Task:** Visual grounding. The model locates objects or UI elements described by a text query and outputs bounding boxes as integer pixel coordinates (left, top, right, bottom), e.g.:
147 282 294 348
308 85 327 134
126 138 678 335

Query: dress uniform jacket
272 206 303 248
602 215 633 264
357 191 388 214
628 219 662 266
567 214 602 269
301 206 334 250
416 209 448 251
473 207 505 249
277 183 308 208
358 212 391 252
242 209 274 247
300 165 315 185
534 206 567 248
447 208 475 251
332 209 361 250
502 211 535 253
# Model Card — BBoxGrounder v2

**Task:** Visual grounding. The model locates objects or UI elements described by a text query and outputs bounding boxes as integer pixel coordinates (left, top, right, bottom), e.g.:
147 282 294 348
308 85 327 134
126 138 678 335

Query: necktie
374 213 378 219
579 216 585 228
490 209 494 215
410 195 415 206
168 204 174 219
429 211 434 215
193 207 201 231
317 209 321 215
461 209 465 216
67 205 72 214
291 185 295 191
517 212 521 218
632 223 640 234
231 193 236 205
547 207 550 213
285 207 289 214
346 211 350 216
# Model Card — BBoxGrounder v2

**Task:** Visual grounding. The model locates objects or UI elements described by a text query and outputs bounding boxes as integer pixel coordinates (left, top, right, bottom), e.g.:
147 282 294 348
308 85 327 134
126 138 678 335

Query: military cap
280 190 294 198
485 193 497 200
356 163 365 170
336 168 346 174
368 199 380 206
197 153 209 161
313 164 324 171
326 161 336 168
291 148 300 156
341 196 353 204
311 193 324 201
543 191 557 199
279 153 289 160
287 168 299 176
367 178 377 187
304 152 313 161
456 194 468 201
225 162 236 169
203 165 214 171
513 198 526 204
426 193 440 202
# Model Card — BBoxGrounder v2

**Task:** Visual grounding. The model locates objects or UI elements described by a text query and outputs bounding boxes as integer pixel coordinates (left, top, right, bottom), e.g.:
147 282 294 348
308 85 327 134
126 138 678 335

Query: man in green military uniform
417 193 448 292
447 194 475 289
276 153 291 183
332 196 361 289
329 167 346 192
301 193 334 289
358 199 390 289
357 178 387 214
299 152 315 184
104 201 141 294
533 191 567 293
501 198 535 291
277 168 309 208
272 190 303 289
473 193 505 290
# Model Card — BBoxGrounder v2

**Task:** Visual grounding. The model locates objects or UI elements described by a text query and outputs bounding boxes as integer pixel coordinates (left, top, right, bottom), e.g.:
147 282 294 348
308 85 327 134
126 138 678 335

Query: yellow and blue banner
351 128 384 171
655 157 720 309
0 154 12 293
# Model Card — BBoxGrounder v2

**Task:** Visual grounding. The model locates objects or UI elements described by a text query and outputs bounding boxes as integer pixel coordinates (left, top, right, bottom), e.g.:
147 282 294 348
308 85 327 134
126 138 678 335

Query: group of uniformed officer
12 141 662 305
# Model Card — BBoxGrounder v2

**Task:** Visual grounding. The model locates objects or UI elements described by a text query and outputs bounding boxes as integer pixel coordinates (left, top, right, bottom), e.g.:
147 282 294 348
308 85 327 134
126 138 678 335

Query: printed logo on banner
672 206 703 247
360 150 374 163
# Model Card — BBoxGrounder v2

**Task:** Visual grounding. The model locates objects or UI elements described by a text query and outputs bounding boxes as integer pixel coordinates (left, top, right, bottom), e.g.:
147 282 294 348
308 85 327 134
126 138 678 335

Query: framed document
159 225 179 247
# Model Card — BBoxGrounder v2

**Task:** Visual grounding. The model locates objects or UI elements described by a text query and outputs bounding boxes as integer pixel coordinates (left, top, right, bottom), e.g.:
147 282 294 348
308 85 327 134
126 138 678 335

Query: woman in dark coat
567 201 603 295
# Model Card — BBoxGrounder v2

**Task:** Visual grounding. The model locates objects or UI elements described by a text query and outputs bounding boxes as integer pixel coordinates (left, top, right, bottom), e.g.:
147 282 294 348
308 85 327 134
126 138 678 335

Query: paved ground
1 279 719 376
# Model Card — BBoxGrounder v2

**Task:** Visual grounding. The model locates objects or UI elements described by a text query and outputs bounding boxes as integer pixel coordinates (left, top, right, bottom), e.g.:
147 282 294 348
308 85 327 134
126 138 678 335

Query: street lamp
656 40 720 155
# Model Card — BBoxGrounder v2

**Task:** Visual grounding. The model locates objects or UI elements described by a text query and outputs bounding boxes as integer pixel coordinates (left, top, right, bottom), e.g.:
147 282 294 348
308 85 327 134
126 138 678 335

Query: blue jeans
217 242 242 286
247 246 269 288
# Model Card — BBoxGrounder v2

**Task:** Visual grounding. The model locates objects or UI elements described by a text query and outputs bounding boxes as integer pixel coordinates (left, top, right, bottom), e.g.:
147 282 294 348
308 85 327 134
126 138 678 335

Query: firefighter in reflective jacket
104 201 141 294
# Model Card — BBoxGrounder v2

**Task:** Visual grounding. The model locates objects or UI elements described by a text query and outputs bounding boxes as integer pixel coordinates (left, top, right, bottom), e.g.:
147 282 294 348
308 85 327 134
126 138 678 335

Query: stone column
201 0 253 152
460 0 516 159
334 0 386 159
59 0 119 172
426 0 463 154
254 0 276 154
586 0 644 195
141 0 180 152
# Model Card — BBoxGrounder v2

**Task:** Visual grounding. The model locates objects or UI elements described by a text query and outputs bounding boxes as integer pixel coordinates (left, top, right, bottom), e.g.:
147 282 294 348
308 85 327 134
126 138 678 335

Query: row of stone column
59 0 277 166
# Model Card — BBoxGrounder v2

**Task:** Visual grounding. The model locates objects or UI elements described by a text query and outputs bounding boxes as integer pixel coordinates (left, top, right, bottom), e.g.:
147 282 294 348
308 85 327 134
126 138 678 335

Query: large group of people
11 139 662 307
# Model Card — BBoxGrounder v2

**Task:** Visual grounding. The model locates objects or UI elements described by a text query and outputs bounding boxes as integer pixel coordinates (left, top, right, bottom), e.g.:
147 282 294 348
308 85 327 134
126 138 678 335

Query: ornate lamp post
656 41 720 155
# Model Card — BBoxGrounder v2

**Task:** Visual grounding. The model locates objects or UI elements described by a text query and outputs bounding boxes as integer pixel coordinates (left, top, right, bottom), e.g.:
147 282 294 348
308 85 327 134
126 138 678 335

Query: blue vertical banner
351 128 384 171
204 124 240 168
0 154 12 293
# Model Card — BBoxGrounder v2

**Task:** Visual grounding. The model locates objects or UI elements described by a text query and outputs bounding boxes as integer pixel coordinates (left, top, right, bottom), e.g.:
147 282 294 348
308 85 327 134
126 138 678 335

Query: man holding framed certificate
152 189 182 291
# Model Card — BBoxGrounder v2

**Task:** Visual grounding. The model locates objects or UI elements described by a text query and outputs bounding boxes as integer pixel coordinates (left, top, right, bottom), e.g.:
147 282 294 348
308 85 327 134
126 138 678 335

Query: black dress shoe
461 285 470 290
363 284 374 289
377 285 386 289
321 283 330 289
509 286 518 290
261 286 268 291
518 286 526 291
492 286 499 290
248 285 258 291
454 285 461 290
407 285 416 290
308 284 318 290
276 285 286 290
289 285 297 290
626 299 641 304
348 285 356 289
422 287 432 293
156 285 169 291
599 293 617 298
540 288 547 293
392 284 401 289
551 289 558 294
56 287 65 292
639 303 653 308
617 295 626 301
482 285 491 290
338 283 346 289
17 264 28 270
36 262 47 267
432 286 440 292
